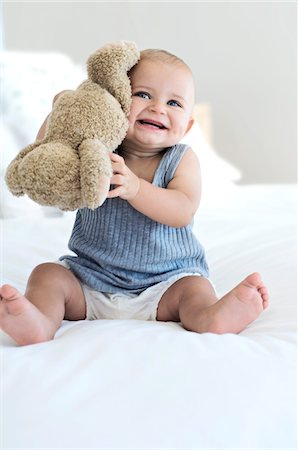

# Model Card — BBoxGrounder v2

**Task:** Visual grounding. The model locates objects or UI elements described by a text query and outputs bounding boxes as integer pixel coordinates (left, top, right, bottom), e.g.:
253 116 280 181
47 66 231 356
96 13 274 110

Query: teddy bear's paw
79 138 113 209
17 142 82 210
82 174 110 209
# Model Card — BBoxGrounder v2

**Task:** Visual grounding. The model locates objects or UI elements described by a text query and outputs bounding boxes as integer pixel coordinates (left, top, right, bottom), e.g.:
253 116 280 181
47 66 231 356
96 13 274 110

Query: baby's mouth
137 119 167 130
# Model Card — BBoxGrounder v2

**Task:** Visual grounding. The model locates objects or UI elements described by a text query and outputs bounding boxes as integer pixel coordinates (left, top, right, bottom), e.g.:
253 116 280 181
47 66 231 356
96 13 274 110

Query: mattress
1 183 296 448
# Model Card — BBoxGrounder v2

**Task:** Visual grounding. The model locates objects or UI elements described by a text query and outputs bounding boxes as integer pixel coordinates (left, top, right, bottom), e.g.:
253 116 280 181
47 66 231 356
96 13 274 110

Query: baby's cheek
128 98 141 118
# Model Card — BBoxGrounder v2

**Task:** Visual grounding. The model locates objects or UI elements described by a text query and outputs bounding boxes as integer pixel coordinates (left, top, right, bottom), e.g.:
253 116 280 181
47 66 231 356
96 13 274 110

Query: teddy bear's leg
79 139 113 209
17 142 82 211
5 142 42 196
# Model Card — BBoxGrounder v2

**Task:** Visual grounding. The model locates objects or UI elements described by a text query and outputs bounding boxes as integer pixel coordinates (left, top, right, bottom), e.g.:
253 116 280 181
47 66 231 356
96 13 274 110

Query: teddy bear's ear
87 41 140 116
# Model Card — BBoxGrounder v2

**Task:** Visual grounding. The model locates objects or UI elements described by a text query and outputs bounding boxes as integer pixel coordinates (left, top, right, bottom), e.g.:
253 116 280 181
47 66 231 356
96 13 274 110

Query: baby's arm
36 115 50 140
108 149 201 227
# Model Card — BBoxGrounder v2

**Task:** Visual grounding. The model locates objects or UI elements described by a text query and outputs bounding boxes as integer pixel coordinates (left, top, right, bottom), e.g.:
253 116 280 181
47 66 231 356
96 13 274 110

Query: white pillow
1 51 86 144
0 123 44 218
181 122 242 205
0 51 86 218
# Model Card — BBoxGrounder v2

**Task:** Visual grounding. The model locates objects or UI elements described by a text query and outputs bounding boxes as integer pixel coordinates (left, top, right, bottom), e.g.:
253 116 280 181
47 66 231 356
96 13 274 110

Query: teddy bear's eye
134 91 151 100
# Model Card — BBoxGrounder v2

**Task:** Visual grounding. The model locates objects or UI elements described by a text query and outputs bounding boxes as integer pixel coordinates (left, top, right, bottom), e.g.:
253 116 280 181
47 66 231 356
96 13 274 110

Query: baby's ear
184 118 195 136
87 41 140 116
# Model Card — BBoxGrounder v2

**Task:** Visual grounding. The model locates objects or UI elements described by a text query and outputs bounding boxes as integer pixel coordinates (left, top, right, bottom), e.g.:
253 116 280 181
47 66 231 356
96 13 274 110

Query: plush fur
5 41 139 210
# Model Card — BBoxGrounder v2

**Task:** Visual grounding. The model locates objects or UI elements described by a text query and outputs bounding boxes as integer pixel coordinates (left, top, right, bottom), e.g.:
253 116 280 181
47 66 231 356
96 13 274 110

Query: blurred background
1 1 297 184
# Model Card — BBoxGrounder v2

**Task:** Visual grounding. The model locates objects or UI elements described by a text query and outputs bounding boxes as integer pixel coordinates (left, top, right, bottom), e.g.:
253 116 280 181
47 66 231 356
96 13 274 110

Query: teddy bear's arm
79 138 113 209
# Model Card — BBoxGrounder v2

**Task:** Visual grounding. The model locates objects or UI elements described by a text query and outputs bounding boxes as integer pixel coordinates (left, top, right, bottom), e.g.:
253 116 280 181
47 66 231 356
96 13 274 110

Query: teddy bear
5 41 140 211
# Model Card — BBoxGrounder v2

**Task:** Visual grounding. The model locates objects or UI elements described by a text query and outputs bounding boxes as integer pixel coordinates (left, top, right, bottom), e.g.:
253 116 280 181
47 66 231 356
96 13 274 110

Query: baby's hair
141 49 190 68
128 48 195 112
129 48 193 77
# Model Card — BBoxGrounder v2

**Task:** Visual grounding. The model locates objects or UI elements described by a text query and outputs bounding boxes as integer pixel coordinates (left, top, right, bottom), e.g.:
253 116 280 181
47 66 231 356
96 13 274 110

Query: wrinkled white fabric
1 184 296 449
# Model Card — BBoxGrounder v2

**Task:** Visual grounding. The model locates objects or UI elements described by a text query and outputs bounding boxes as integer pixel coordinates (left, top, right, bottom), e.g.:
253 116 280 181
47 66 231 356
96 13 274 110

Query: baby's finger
110 174 124 185
110 153 124 163
111 164 127 176
107 186 124 198
110 153 126 175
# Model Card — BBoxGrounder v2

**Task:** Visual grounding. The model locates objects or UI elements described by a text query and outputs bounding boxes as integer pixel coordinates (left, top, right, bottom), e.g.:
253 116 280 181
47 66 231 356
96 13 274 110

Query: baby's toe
259 286 269 308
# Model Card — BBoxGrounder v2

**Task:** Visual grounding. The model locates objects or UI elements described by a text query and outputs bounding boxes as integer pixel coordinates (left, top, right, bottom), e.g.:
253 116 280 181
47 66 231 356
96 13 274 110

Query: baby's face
124 59 194 152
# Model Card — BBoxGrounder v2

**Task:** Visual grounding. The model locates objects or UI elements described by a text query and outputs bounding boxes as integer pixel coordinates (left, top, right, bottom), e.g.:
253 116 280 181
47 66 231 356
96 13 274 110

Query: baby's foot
208 272 269 334
0 284 54 345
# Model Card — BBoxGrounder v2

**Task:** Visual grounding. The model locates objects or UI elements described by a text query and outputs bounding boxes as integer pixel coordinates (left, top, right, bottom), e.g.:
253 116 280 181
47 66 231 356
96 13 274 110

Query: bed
1 51 297 449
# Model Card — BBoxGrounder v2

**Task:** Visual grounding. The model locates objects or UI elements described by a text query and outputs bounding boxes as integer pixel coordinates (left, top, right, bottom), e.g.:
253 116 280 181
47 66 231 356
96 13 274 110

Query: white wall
3 1 297 183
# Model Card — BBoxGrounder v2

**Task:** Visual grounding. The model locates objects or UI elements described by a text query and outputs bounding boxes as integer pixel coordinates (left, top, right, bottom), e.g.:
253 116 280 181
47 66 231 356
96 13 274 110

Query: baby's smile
136 118 168 131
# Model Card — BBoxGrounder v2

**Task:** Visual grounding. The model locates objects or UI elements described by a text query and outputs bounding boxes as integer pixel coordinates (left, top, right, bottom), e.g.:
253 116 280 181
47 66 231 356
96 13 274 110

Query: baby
0 48 269 345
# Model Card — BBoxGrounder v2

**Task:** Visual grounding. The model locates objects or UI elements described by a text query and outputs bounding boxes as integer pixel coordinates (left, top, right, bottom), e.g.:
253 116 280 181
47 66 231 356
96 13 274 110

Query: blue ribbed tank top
60 144 209 293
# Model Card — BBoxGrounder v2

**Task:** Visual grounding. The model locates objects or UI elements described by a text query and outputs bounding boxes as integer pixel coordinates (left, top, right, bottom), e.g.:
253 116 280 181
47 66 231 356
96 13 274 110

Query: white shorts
56 260 206 321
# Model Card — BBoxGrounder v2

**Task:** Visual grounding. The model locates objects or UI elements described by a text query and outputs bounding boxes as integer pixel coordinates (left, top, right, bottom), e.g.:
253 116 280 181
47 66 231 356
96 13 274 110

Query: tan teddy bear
5 41 139 211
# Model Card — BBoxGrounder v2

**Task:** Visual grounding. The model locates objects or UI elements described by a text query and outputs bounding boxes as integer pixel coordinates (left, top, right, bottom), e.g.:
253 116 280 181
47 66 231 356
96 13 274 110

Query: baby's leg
157 273 269 334
0 263 86 345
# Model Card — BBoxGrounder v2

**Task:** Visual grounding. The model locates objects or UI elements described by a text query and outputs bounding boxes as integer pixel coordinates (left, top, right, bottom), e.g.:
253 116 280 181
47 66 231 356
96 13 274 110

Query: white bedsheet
1 184 296 449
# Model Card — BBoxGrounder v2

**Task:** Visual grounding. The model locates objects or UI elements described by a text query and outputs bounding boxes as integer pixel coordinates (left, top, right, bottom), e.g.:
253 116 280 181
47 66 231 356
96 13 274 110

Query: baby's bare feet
0 285 54 345
207 272 269 334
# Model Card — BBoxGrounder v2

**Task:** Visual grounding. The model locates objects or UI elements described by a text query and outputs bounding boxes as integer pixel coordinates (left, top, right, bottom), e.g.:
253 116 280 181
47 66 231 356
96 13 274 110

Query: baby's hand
107 153 140 200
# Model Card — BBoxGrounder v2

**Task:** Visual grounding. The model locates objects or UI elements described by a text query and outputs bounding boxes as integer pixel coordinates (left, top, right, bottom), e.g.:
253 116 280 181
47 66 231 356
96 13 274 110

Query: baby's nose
149 100 166 114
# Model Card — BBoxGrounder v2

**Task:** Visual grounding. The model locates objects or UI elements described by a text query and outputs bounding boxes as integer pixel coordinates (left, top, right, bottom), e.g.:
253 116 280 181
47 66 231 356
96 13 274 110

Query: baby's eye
167 99 182 107
134 91 151 100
